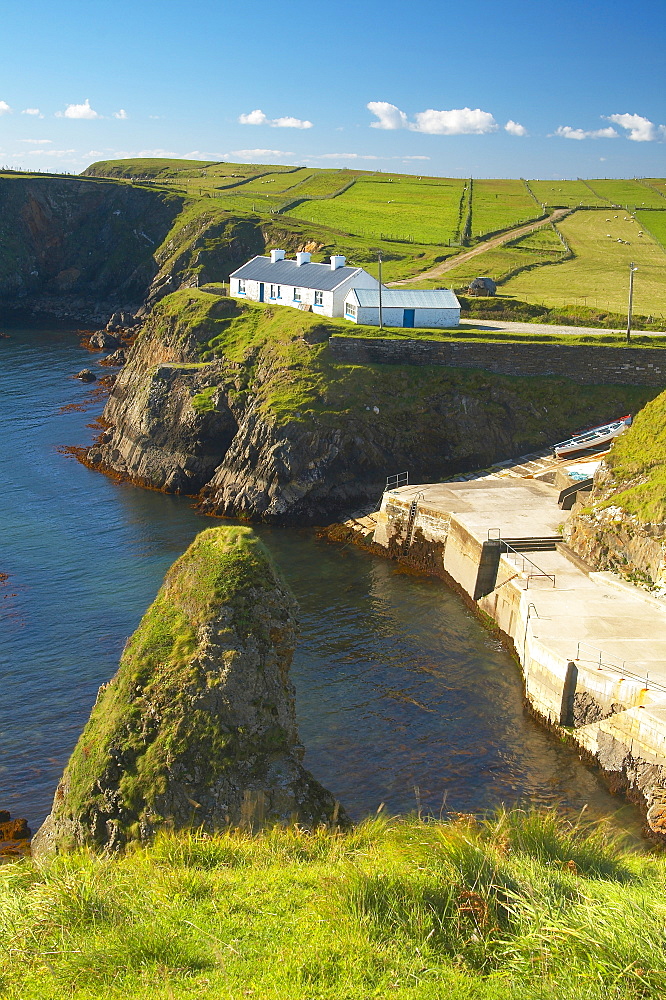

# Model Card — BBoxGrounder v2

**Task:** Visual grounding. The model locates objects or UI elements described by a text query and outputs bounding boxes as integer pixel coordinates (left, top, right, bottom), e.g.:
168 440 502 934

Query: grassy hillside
501 209 666 315
79 159 666 317
597 390 666 521
2 809 664 999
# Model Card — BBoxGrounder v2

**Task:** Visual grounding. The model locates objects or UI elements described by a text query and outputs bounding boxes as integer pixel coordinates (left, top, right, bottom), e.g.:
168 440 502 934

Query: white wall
231 268 379 318
352 305 460 329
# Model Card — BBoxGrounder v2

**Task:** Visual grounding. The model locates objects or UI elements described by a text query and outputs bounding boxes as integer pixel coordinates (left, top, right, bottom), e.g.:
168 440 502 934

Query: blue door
403 309 415 328
259 282 265 302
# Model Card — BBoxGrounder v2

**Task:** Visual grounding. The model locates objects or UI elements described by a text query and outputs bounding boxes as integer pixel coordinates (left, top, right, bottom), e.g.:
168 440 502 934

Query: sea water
0 325 640 834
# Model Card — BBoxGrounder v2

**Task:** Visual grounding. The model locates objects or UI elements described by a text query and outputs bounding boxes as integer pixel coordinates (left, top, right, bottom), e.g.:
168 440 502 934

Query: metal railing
574 640 666 695
385 471 409 491
487 529 556 588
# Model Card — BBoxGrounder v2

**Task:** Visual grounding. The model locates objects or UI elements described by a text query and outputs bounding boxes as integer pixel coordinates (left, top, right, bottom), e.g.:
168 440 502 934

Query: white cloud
606 112 665 142
19 138 52 144
553 125 618 140
367 101 409 130
0 100 11 115
238 109 313 129
228 148 294 158
26 148 78 157
56 99 101 120
112 109 128 120
505 119 527 136
367 101 498 134
402 155 431 160
22 107 43 118
316 152 379 160
412 107 497 134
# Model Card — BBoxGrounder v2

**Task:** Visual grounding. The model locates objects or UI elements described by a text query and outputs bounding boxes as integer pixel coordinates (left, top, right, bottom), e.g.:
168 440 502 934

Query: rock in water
74 368 96 382
33 526 343 855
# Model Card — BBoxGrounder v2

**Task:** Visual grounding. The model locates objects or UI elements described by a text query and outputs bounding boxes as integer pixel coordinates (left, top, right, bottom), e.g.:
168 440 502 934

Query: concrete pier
371 451 666 836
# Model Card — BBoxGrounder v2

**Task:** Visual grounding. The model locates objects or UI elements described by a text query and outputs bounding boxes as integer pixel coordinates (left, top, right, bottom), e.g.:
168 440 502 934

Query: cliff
0 173 266 325
565 391 666 589
87 288 657 524
32 526 342 855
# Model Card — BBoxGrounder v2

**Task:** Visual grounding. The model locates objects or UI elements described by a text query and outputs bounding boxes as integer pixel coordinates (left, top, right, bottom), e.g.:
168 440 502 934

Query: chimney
296 251 311 266
270 249 286 263
330 255 346 270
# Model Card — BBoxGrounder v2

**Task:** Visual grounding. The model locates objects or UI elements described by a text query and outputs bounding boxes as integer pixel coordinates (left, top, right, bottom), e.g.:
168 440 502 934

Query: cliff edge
565 391 666 590
33 526 342 855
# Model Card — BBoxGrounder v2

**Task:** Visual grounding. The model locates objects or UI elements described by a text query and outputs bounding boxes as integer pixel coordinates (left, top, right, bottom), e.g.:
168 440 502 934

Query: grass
287 174 467 245
595 390 666 522
56 526 282 842
526 180 608 208
470 179 542 238
501 209 666 315
636 210 666 251
3 808 666 999
583 179 666 209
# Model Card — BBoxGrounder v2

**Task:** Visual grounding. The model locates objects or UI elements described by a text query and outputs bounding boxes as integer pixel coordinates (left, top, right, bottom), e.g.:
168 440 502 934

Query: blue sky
1 0 664 178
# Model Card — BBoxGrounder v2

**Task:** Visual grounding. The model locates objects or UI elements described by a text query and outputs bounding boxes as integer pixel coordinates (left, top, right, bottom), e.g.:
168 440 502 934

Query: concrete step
502 536 560 552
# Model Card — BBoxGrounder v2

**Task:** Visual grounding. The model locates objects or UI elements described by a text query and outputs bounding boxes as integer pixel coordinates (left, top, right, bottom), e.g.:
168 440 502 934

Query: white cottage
229 250 379 318
343 288 460 328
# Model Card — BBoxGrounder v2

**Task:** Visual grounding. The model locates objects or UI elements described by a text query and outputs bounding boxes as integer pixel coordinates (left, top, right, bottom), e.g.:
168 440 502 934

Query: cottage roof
349 288 460 309
230 256 362 291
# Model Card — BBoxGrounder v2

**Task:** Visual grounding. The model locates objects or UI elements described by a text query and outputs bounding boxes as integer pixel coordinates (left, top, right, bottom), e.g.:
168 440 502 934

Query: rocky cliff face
0 175 266 325
33 527 342 855
565 392 666 590
86 288 656 525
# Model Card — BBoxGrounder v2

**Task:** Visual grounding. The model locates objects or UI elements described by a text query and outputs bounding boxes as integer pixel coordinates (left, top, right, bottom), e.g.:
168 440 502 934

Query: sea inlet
0 325 641 836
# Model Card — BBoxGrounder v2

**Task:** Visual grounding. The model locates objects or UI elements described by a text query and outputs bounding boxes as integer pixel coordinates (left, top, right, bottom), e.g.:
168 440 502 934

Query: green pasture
645 178 666 199
228 167 310 194
287 174 466 245
637 210 666 250
509 224 566 252
281 169 363 201
502 209 666 315
526 179 607 207
584 178 666 209
470 179 541 237
5 809 666 1000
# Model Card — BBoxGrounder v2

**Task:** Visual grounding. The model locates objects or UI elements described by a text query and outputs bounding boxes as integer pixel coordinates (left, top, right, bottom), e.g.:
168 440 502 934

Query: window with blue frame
293 288 302 302
270 284 281 299
314 290 323 306
345 301 357 318
238 279 246 294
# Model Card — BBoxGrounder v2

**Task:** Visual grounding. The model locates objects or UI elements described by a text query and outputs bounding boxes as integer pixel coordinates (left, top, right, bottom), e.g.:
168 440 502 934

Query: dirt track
389 208 571 286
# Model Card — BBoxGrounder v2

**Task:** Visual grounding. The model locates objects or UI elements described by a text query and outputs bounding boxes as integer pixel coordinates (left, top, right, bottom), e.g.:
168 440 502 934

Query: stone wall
329 336 666 387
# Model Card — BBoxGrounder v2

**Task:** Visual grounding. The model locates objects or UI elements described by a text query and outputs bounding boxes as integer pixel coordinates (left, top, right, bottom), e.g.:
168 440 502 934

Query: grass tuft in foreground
2 808 664 999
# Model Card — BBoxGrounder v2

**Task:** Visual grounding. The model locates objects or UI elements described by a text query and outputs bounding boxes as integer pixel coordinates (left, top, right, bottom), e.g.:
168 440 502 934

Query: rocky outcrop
87 289 657 525
33 526 343 856
0 175 266 326
564 393 666 590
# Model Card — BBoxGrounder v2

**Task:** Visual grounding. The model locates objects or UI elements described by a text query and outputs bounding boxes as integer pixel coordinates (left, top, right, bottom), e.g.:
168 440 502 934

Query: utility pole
378 251 383 330
626 261 638 343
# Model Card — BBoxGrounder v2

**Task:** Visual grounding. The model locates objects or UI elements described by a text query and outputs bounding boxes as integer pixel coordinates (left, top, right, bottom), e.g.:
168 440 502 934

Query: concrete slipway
361 450 666 837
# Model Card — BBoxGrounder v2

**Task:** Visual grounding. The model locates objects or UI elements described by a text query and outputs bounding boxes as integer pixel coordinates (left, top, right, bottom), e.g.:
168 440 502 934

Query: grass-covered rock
5 809 665 999
89 287 659 524
32 526 342 855
565 391 666 588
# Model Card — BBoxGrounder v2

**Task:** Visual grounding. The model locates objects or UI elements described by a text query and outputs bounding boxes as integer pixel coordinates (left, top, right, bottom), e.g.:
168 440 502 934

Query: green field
470 179 541 237
502 209 666 315
80 159 666 316
287 174 466 244
584 178 666 209
636 210 666 250
6 810 666 1000
526 179 607 207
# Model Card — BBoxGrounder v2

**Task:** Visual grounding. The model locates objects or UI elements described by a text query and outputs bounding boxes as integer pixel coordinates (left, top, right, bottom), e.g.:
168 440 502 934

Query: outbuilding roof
230 256 362 291
349 288 460 309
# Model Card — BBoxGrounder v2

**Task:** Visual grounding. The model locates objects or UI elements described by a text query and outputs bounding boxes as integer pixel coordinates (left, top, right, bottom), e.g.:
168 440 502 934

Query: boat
553 415 632 458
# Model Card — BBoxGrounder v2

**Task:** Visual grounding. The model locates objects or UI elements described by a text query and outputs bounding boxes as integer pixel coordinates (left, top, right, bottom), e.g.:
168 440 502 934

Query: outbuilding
343 288 460 329
229 250 379 318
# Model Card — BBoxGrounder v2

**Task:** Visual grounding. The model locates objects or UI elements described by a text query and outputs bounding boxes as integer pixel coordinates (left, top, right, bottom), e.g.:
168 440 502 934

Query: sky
1 0 664 179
